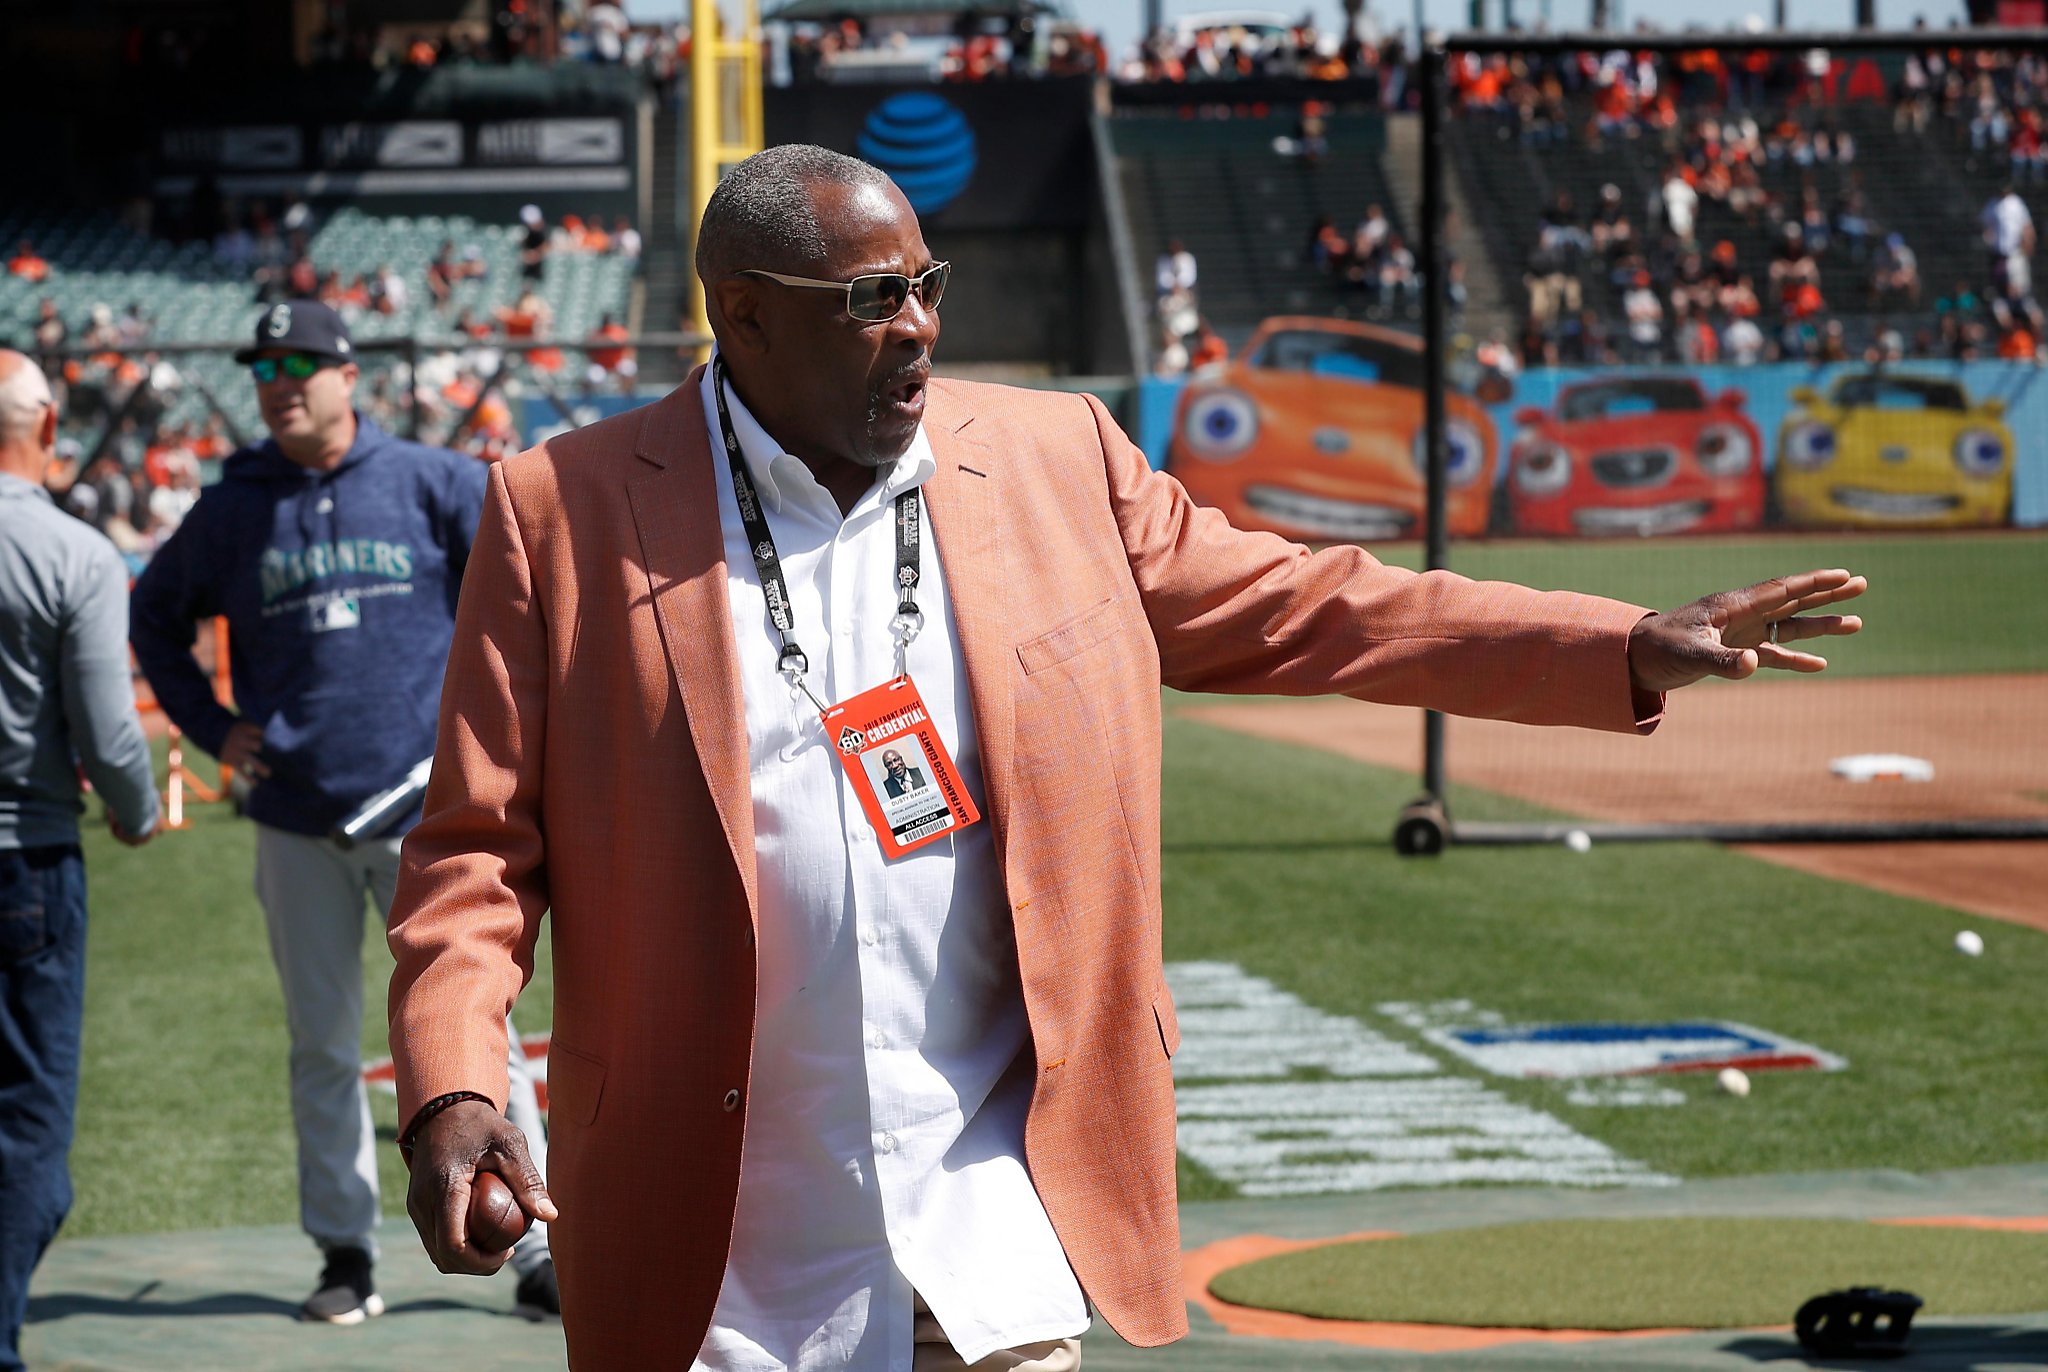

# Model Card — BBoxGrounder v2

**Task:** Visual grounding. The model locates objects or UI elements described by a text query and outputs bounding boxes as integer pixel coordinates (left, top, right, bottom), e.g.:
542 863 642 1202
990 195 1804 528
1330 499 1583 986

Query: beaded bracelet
397 1090 495 1162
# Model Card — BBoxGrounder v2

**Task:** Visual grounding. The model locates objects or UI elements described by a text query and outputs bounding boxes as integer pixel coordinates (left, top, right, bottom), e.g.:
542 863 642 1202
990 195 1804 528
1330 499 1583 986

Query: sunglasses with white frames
738 261 951 323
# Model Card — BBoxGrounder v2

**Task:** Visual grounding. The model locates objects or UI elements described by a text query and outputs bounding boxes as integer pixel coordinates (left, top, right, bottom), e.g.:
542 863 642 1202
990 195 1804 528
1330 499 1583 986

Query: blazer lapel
924 401 1015 862
625 375 758 917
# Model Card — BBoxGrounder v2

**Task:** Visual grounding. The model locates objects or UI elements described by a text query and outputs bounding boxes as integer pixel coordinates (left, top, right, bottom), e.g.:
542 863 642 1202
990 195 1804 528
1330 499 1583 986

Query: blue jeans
0 845 86 1372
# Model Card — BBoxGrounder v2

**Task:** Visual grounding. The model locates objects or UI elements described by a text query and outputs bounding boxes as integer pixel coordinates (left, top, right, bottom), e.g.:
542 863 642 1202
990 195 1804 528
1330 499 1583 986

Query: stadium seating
1448 97 2047 352
1111 110 1411 346
0 205 635 446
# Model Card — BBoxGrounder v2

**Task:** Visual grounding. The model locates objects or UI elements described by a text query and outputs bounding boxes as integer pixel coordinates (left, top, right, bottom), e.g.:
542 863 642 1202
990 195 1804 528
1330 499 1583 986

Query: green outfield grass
1160 711 2048 1203
59 700 2048 1239
1369 530 2048 678
65 776 554 1240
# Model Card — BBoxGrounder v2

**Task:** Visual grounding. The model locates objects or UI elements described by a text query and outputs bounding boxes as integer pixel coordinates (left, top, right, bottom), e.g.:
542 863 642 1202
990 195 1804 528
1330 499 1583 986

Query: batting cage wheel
1392 797 1448 857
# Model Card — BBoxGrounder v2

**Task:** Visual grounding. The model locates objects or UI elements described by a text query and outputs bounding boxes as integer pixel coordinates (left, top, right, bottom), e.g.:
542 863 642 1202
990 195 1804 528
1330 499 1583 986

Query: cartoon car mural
1168 317 1499 542
1775 372 2014 528
1507 376 1765 537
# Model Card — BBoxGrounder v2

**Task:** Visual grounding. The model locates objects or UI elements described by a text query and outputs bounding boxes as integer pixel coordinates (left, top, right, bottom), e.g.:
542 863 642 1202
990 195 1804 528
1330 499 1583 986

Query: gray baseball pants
253 824 550 1272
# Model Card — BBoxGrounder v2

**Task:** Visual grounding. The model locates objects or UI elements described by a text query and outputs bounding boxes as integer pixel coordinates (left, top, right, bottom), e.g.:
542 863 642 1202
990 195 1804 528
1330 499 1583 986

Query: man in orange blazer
387 146 1862 1371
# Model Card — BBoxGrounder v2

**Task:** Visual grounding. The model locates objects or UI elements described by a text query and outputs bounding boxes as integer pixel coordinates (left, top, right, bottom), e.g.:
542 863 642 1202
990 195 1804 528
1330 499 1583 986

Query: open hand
1628 569 1866 694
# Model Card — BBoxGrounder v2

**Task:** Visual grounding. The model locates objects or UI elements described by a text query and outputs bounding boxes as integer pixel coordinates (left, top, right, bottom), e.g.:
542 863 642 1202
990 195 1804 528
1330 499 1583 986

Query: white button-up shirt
695 362 1089 1371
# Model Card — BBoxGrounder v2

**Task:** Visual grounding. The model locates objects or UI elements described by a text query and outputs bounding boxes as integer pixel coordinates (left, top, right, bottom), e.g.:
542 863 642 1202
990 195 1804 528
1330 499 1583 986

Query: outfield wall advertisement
1147 344 2048 540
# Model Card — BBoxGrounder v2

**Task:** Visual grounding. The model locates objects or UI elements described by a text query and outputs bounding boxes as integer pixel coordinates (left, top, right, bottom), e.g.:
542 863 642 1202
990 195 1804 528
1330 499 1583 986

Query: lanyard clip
777 641 810 683
889 607 925 649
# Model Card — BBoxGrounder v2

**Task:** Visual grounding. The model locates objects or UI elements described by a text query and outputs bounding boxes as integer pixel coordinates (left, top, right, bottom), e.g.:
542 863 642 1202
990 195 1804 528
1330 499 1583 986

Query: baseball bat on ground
331 756 434 849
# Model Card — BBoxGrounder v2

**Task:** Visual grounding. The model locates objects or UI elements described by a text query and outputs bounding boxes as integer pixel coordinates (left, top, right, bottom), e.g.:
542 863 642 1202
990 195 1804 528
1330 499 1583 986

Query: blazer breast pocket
1017 597 1121 676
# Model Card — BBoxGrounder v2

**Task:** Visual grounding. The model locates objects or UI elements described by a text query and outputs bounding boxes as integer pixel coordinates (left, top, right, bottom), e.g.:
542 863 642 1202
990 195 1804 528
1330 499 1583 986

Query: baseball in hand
468 1171 531 1252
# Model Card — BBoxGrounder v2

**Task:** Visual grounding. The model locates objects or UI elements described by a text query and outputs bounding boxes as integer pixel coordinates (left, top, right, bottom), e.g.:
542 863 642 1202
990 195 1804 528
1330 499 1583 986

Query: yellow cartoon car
1774 372 2013 528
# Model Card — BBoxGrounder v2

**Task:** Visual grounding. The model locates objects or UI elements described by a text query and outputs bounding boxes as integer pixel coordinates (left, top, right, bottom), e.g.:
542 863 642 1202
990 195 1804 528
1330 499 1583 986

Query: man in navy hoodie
131 301 557 1324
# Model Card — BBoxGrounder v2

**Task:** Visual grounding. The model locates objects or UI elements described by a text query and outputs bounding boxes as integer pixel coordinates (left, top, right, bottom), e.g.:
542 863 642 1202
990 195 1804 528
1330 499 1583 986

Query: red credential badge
825 675 981 858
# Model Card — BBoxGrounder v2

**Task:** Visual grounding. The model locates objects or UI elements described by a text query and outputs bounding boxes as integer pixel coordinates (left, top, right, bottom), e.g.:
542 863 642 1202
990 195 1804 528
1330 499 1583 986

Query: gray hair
693 144 897 286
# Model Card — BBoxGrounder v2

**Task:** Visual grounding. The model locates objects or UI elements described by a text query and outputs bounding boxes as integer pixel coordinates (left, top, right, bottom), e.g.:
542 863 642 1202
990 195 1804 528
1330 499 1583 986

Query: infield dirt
1179 673 2048 931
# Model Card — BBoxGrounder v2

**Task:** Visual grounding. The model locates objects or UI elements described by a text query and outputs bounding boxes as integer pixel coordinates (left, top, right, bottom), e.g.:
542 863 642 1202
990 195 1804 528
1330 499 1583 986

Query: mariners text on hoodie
131 416 485 838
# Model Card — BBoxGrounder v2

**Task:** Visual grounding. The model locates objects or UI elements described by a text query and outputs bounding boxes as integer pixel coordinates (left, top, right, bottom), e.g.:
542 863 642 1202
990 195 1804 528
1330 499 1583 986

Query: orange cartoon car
1167 317 1499 541
1506 376 1765 537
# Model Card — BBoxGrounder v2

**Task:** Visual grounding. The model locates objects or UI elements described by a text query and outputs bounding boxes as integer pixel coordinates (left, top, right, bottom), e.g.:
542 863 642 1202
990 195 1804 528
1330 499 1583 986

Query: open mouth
1571 500 1710 536
1245 485 1414 539
881 371 928 413
1830 487 1960 518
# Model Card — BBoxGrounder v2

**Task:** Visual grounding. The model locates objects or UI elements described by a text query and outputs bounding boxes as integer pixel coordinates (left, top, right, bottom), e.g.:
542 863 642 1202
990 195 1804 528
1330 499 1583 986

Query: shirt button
869 1030 885 1049
862 928 879 946
877 1132 897 1154
722 1088 741 1112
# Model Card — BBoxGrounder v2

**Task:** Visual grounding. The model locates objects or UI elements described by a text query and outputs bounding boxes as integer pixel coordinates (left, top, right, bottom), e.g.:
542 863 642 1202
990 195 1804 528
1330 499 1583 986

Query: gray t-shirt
0 472 159 847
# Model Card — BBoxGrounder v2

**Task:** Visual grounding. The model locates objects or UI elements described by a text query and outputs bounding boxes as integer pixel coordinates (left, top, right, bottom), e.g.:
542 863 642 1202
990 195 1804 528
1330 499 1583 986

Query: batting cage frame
1398 26 2048 855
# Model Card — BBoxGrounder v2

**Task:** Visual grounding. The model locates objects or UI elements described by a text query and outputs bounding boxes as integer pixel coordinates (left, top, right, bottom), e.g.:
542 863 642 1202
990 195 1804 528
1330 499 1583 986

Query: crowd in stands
9 197 644 564
303 0 680 80
1306 202 1438 318
786 16 1413 91
1149 242 1230 379
1458 37 2048 367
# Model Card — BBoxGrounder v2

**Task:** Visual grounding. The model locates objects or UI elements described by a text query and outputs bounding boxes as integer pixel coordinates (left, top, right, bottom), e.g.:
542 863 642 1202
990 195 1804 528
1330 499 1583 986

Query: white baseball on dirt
1717 1067 1751 1098
1955 930 1985 957
1565 830 1592 853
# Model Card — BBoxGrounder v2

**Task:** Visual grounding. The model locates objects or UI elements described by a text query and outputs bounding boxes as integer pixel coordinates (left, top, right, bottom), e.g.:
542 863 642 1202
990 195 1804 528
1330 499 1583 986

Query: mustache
873 358 931 394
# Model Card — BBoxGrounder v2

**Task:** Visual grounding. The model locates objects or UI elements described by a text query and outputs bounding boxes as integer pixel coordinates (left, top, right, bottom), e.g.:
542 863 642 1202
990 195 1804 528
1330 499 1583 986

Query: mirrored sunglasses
741 262 951 323
249 353 332 383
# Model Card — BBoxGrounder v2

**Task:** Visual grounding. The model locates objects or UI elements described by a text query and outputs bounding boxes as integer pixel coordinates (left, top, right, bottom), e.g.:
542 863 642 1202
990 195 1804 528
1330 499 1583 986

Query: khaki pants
912 1296 1082 1372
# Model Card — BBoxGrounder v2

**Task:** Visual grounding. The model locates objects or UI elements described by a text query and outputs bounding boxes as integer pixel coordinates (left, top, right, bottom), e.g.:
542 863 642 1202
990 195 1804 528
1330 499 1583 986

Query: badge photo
825 676 980 859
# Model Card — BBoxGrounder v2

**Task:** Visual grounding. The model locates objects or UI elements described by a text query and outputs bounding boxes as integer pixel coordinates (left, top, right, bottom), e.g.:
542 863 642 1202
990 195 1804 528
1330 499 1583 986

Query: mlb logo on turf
1439 1022 1847 1079
1382 1002 1845 1079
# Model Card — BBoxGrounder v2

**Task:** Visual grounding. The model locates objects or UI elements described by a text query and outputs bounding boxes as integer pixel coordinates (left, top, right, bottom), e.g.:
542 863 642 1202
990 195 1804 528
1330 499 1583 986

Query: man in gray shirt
0 348 158 1372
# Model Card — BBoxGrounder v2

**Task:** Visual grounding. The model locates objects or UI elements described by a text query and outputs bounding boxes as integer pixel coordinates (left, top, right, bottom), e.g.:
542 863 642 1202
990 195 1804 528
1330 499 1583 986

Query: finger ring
1768 620 1780 646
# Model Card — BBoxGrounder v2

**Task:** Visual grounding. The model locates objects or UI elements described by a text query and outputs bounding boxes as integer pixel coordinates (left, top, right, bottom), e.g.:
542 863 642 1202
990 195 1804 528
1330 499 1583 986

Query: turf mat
1206 1217 2048 1329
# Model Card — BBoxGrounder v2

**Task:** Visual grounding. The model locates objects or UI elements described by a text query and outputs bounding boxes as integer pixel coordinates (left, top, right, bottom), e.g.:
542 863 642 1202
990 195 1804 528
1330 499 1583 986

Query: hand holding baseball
405 1098 557 1274
1627 569 1866 695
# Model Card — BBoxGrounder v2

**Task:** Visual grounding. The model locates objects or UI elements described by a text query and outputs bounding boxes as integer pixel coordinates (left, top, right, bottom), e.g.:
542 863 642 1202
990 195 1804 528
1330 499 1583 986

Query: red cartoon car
1507 376 1765 537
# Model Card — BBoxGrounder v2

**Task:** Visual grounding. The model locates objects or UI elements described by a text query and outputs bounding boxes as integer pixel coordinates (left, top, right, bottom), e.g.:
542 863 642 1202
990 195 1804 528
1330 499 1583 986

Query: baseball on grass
1565 829 1592 853
468 1171 531 1252
1717 1067 1752 1098
1955 929 1985 957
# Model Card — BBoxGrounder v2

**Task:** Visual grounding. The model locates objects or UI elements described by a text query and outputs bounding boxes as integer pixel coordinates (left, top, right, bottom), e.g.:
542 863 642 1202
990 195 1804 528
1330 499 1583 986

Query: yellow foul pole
687 0 765 363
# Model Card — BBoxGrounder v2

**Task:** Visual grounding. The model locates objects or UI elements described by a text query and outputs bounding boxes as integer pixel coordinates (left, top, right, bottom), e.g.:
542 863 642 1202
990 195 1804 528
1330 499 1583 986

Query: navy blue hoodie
131 415 486 838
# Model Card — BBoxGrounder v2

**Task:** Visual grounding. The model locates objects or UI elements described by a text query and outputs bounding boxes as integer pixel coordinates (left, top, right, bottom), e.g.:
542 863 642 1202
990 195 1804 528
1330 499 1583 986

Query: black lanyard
712 358 922 706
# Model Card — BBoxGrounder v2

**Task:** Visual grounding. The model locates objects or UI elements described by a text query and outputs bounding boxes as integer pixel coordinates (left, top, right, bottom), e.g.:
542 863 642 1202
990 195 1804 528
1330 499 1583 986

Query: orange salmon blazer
387 373 1657 1369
